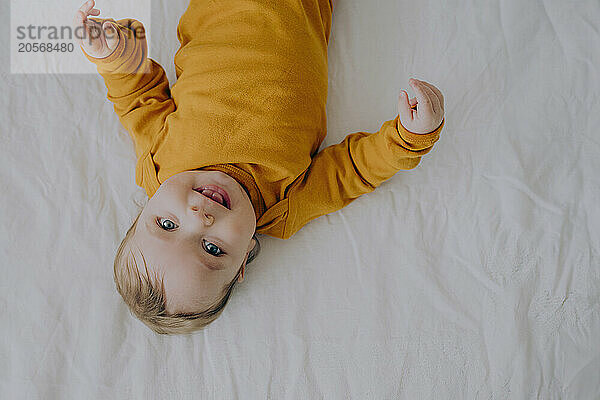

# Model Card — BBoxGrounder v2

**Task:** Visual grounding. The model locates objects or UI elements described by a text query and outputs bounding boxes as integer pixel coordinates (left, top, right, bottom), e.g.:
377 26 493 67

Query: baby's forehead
130 233 220 306
128 237 162 279
132 229 195 267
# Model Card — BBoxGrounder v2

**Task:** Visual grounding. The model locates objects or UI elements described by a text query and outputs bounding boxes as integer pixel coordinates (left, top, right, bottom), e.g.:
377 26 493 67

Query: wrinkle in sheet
481 174 564 216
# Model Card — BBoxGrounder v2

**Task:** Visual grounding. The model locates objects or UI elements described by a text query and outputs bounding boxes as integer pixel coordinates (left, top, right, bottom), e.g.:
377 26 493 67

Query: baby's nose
190 206 215 226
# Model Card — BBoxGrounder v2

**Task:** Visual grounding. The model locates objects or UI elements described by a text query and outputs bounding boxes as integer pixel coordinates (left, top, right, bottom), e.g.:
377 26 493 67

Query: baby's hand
398 78 445 134
72 0 119 59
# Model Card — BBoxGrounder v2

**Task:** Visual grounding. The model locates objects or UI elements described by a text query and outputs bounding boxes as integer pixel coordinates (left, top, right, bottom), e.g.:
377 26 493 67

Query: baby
74 0 445 335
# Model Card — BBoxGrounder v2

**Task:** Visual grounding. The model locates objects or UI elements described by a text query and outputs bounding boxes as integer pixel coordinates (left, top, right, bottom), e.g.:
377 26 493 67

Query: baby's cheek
231 219 254 237
227 217 255 243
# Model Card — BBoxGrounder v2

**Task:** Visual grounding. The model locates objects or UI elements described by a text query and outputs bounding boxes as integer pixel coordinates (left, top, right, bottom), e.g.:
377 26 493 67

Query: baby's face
131 170 257 314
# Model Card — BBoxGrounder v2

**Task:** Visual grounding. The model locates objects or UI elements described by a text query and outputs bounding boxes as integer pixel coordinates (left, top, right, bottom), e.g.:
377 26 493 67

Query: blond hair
113 211 260 335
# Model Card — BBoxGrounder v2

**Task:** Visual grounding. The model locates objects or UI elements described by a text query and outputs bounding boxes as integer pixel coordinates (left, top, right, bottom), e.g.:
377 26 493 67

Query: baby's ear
247 237 258 254
238 237 258 283
237 265 245 283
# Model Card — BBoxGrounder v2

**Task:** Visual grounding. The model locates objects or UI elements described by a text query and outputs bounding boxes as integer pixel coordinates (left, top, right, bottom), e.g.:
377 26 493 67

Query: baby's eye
203 240 223 256
157 217 178 231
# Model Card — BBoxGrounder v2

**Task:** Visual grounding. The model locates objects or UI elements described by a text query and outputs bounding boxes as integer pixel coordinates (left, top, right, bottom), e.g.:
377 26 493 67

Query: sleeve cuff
395 114 444 151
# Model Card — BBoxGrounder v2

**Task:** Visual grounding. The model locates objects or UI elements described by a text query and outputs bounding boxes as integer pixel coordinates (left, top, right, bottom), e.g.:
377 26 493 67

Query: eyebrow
143 218 227 271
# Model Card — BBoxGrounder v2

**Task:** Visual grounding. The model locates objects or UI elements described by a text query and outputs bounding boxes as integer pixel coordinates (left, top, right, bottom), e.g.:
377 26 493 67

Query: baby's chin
163 170 252 211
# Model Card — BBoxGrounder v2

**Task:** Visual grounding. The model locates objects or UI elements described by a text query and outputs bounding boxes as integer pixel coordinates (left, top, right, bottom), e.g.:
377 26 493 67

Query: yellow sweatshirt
84 0 443 240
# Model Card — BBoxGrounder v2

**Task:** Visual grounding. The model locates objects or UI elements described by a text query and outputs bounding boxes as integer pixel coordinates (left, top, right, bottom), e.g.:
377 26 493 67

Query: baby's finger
89 8 101 16
419 83 441 114
72 10 85 32
102 21 119 51
409 79 434 118
398 91 413 123
83 19 103 46
72 12 87 48
419 81 444 111
82 20 94 46
78 0 95 14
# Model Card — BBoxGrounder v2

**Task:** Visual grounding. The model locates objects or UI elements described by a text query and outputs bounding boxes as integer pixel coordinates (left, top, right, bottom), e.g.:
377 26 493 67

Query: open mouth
193 185 231 210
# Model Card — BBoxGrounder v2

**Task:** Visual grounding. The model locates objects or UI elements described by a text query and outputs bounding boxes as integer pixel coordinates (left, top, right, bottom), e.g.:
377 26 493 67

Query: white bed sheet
1 0 599 399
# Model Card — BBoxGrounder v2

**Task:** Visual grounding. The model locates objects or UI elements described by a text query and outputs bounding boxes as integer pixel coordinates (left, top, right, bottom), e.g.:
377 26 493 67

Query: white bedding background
1 0 599 399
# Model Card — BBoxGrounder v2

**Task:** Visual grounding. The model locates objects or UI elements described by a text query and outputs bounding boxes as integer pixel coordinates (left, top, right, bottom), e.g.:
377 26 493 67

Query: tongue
202 189 224 206
210 192 224 205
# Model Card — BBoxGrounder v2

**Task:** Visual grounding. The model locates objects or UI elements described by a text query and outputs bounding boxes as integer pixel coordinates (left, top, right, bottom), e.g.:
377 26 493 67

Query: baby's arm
73 1 174 160
282 79 445 239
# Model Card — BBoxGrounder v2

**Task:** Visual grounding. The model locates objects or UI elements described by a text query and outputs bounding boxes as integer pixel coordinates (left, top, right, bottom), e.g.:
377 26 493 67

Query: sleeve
82 17 175 161
282 114 444 239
